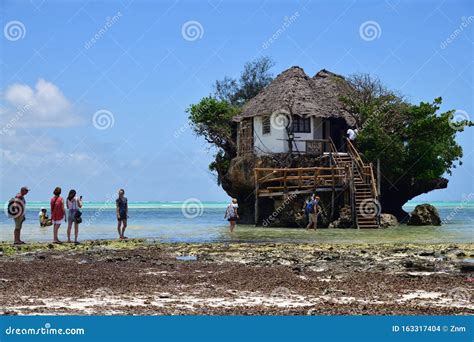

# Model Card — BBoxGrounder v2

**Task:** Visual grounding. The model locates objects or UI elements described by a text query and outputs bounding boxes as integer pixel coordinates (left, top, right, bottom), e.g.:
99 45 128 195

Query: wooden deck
254 138 380 228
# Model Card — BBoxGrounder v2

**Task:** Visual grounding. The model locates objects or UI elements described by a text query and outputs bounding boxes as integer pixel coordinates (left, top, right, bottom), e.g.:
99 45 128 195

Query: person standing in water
303 196 312 225
50 187 65 243
66 189 83 244
224 198 239 232
305 194 319 230
11 186 29 245
116 189 128 239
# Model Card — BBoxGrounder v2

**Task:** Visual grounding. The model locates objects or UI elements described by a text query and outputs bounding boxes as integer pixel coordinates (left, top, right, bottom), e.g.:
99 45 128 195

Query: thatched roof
234 66 355 126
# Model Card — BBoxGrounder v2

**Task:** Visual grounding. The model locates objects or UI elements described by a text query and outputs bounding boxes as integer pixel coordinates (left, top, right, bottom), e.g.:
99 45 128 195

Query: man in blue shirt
305 195 319 230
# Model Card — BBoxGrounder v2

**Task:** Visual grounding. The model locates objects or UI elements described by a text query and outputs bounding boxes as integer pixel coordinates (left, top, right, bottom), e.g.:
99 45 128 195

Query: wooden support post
254 169 259 226
377 158 381 198
329 153 335 220
351 163 358 229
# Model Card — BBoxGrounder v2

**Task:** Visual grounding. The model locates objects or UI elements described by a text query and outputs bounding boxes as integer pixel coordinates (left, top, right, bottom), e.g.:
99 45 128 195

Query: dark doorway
329 118 348 151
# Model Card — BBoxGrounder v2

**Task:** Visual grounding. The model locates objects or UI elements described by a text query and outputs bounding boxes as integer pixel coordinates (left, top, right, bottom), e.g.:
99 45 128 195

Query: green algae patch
0 240 472 259
0 238 147 256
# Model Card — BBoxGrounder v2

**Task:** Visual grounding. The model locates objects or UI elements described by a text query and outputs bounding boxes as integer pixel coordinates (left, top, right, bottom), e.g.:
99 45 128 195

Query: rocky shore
0 240 473 315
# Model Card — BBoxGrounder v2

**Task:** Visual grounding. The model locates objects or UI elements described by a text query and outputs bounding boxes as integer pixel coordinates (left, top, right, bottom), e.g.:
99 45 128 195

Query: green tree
188 57 275 183
340 75 472 218
214 56 275 105
187 97 239 183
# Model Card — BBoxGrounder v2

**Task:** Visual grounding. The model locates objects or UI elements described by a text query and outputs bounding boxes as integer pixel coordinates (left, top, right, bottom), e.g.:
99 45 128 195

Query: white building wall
253 116 325 155
253 116 287 155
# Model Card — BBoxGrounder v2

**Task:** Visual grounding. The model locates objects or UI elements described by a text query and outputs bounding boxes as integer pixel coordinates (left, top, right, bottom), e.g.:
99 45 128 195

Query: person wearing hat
38 207 52 227
224 198 239 232
11 186 29 244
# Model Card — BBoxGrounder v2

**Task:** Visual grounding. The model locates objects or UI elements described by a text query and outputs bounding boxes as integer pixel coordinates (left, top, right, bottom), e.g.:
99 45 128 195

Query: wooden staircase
330 140 380 229
253 138 380 229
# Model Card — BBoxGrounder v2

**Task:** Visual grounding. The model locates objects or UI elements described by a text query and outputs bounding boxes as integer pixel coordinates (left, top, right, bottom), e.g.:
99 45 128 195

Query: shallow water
0 201 472 244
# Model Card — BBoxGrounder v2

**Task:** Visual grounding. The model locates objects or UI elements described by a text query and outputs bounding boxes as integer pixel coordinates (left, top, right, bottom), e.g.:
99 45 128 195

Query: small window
291 116 311 133
262 116 271 135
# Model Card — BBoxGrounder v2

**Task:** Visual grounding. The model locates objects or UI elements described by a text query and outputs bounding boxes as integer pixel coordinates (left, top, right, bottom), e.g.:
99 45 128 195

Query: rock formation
328 205 353 228
407 204 442 226
379 213 398 228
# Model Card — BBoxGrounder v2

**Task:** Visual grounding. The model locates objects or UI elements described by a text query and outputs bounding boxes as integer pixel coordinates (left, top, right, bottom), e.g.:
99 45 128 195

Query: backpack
225 204 236 219
305 201 314 214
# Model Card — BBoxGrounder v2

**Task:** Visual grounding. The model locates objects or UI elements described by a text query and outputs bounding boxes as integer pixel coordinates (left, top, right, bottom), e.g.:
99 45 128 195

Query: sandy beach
0 240 473 315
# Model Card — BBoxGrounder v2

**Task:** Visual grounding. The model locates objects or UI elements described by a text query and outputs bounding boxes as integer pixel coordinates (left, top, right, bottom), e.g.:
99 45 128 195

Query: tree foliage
340 74 472 197
187 97 239 154
214 56 275 105
187 57 275 178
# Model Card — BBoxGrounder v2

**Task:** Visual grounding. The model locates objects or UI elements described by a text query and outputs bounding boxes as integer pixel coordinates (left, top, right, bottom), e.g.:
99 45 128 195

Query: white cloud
0 79 82 130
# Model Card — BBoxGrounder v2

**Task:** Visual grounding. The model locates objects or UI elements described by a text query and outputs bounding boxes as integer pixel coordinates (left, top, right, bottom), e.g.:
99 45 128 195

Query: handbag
74 210 82 224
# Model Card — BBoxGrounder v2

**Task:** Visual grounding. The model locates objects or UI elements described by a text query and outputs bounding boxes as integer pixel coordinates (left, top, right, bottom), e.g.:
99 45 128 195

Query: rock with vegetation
187 57 472 225
379 213 398 228
407 204 442 226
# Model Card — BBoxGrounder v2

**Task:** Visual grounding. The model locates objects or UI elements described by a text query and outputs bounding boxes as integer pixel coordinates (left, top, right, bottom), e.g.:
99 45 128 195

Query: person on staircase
347 127 358 141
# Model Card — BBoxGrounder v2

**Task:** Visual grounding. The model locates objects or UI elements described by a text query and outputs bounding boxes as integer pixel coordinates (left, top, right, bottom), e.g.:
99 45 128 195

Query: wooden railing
255 166 346 196
346 139 366 179
368 162 378 199
327 138 345 167
346 138 378 199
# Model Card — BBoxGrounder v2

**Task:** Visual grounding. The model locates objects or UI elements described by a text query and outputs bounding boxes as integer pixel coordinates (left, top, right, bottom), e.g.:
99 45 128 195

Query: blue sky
0 0 472 202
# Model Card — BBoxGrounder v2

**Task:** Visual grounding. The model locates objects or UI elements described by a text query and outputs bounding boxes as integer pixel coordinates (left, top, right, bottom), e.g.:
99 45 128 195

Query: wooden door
238 119 254 155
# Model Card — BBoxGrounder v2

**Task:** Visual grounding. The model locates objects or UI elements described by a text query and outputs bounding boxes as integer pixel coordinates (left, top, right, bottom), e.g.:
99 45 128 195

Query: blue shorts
118 212 127 221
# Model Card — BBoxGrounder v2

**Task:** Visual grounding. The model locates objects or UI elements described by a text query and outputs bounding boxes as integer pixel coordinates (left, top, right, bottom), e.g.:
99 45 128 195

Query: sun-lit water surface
0 201 472 244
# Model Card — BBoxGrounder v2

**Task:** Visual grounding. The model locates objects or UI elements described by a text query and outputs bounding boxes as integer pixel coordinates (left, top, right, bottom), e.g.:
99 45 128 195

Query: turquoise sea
0 201 473 244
